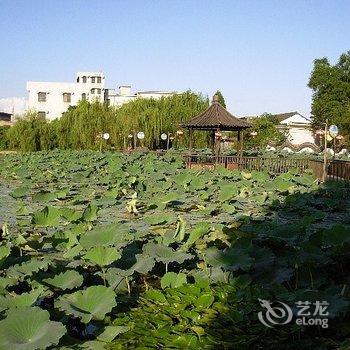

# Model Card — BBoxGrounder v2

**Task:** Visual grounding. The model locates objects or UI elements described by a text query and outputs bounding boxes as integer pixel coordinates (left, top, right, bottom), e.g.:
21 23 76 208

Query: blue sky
1 0 349 117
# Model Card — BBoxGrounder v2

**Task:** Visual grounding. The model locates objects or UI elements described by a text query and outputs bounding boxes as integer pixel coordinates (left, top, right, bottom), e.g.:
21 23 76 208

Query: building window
77 77 80 83
96 88 101 94
91 88 95 94
97 76 101 83
82 76 87 83
63 93 71 103
91 77 95 83
38 111 46 118
82 93 86 100
38 92 47 102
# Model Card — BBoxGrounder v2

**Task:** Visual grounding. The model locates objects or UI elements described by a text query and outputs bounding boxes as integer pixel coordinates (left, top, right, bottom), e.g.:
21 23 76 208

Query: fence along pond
184 154 350 181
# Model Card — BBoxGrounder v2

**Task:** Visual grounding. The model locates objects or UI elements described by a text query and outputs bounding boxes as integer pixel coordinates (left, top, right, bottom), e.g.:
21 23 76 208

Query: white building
106 86 176 107
26 72 176 120
27 72 105 120
272 111 315 146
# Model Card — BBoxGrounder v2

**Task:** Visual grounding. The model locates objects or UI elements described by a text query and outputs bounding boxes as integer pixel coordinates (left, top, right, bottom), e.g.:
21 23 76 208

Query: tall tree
215 90 226 108
308 51 350 139
244 114 287 148
5 92 210 151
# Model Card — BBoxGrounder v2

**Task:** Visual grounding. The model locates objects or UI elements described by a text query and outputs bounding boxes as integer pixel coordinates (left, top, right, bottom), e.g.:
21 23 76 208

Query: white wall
278 113 315 145
287 126 315 145
27 72 105 120
107 89 176 108
136 91 175 99
26 72 177 119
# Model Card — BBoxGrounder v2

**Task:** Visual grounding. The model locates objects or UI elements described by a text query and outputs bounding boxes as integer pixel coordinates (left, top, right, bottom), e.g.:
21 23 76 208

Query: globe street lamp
329 124 339 162
137 131 145 148
98 132 110 152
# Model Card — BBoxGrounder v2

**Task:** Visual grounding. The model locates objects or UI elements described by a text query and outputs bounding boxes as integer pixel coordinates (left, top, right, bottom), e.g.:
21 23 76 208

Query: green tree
0 126 10 150
215 90 226 108
244 114 287 148
4 92 210 152
6 111 54 152
308 51 350 140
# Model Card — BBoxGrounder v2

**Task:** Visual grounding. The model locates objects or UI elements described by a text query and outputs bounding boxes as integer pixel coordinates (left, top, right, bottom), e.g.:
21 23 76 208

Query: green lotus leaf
189 177 207 190
194 292 215 310
55 285 117 323
0 246 10 267
161 272 187 289
8 259 49 279
0 287 44 311
96 325 130 342
218 184 237 202
251 170 270 182
63 244 83 259
322 225 350 246
79 222 130 249
82 204 99 222
273 176 291 192
128 254 156 275
0 277 17 290
16 205 31 216
103 269 129 291
33 189 68 202
32 206 61 227
60 208 82 222
205 247 253 272
43 270 84 290
9 186 29 199
80 340 106 350
145 213 175 226
84 246 121 266
143 243 193 264
144 289 168 304
0 306 66 350
185 222 211 247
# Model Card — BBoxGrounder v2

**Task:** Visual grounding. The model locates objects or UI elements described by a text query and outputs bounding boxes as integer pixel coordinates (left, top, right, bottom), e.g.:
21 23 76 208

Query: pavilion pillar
237 130 243 160
212 130 216 154
189 128 193 152
188 128 193 168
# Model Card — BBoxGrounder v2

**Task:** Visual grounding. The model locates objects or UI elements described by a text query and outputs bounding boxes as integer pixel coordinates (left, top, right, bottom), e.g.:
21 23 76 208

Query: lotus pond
0 150 349 349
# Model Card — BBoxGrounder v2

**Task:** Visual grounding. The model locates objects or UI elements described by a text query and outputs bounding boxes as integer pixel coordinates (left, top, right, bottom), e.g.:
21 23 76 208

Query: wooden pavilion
181 94 252 156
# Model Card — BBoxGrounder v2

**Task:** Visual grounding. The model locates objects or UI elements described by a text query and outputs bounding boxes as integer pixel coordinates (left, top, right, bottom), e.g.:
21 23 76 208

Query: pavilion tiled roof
181 95 252 130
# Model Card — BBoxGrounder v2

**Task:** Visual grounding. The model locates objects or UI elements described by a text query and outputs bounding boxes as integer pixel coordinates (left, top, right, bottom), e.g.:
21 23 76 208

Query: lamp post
329 124 339 162
249 131 258 151
322 120 328 182
161 132 173 150
127 133 133 150
137 131 145 148
99 132 110 152
176 129 183 149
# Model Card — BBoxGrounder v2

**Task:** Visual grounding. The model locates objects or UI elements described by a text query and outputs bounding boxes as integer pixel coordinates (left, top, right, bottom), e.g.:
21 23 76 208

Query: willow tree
56 101 117 149
5 92 210 151
111 91 209 149
6 111 52 152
